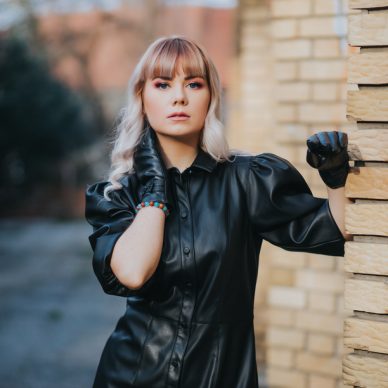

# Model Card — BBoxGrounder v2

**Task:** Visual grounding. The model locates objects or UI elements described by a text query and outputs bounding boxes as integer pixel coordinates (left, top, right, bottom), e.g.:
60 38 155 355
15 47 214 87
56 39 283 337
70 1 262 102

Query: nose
172 84 188 105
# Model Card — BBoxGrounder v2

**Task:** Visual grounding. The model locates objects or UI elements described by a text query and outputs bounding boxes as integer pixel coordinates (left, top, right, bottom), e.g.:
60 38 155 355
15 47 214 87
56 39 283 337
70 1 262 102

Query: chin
156 126 201 138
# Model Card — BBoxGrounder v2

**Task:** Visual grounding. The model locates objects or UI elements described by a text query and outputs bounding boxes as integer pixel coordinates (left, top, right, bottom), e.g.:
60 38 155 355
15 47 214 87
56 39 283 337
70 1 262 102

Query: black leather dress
84 149 346 388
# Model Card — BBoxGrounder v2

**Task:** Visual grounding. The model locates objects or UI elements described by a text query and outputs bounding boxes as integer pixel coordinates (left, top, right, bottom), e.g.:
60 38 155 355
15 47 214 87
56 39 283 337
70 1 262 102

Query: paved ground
0 218 268 388
0 218 125 388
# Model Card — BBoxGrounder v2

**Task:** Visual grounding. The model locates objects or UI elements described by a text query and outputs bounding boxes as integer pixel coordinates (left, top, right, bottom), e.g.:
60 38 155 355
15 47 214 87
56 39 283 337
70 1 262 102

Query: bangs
143 38 208 82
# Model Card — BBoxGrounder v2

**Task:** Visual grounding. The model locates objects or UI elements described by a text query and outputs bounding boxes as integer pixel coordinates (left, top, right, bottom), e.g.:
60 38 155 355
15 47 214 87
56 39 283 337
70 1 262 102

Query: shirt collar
192 148 218 172
167 148 218 173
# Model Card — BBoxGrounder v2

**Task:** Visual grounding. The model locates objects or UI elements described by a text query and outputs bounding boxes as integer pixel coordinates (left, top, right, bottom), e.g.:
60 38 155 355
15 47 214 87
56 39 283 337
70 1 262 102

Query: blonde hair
103 34 251 200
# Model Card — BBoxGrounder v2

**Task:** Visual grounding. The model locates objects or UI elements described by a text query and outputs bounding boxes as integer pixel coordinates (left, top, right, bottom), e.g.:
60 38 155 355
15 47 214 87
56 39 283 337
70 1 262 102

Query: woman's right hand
133 124 171 211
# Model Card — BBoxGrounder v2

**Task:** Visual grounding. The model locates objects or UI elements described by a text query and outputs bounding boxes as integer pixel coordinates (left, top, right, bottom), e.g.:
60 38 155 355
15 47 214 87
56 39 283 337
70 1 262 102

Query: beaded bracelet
135 200 170 217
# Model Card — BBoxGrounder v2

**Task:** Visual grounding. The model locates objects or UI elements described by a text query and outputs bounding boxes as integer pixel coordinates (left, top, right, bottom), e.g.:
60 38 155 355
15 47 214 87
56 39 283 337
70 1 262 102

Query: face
142 62 211 144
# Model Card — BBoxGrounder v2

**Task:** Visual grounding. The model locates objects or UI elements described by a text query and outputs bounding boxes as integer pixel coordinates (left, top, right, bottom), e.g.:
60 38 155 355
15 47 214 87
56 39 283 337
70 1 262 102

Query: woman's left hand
306 130 350 189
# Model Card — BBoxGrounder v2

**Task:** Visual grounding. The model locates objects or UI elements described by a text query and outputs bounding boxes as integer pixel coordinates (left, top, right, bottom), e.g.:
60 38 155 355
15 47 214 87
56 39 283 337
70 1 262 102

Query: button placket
166 172 196 387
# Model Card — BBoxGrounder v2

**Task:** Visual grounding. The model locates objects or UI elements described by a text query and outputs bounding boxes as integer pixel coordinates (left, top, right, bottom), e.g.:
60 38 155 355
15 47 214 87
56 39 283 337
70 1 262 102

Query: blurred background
0 0 356 387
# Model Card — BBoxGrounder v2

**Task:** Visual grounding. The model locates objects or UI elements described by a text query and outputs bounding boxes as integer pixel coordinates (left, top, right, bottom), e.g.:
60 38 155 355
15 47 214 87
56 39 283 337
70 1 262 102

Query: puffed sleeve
245 153 345 256
85 178 158 297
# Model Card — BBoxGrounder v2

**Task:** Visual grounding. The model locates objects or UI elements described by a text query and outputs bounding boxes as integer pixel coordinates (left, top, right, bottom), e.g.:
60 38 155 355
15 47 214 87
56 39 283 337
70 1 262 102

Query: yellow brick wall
267 1 358 387
226 2 278 383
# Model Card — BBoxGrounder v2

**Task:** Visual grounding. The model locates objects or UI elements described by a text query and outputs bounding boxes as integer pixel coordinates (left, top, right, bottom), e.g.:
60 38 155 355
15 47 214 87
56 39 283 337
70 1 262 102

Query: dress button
181 211 187 219
186 281 192 287
183 246 190 254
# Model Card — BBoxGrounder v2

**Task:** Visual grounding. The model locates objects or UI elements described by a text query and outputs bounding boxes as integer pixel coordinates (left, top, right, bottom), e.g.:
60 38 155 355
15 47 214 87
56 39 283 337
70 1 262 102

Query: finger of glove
315 130 348 151
329 131 346 153
307 133 331 156
337 131 348 148
326 131 340 153
306 134 321 152
327 131 349 165
316 131 337 153
307 132 338 169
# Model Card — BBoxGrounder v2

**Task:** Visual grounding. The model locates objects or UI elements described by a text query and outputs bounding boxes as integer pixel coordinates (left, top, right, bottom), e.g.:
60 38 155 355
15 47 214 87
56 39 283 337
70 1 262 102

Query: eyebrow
152 75 205 81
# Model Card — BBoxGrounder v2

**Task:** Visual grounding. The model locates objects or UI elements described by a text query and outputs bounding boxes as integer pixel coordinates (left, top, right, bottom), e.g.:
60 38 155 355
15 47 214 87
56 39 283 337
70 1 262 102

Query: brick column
343 1 388 387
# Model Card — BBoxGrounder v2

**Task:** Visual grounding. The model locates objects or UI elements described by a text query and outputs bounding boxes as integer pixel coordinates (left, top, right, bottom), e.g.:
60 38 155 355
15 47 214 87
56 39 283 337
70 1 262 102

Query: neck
154 131 201 173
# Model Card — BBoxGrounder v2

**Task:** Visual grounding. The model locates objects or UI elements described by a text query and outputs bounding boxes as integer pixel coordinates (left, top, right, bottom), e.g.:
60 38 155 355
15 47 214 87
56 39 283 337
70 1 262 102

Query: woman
85 35 352 388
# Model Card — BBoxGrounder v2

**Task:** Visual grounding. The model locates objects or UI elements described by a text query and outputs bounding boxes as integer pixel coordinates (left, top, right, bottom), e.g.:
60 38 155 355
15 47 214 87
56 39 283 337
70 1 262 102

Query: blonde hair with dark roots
103 34 250 200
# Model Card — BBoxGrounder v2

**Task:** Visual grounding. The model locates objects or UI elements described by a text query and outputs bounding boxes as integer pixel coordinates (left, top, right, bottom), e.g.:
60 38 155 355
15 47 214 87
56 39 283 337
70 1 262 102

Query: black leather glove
306 130 350 189
133 124 172 213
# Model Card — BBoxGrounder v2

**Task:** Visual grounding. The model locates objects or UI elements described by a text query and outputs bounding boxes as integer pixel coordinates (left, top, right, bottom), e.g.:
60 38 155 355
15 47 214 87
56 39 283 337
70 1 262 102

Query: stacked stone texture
342 1 388 387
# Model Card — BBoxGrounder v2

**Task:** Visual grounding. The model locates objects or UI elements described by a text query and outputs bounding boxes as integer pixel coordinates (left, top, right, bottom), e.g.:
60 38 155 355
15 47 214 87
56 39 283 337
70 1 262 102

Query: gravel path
0 218 125 388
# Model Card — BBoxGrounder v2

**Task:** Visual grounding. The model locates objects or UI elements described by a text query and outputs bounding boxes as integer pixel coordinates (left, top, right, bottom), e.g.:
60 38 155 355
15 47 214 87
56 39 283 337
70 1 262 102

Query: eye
155 82 169 90
188 82 202 89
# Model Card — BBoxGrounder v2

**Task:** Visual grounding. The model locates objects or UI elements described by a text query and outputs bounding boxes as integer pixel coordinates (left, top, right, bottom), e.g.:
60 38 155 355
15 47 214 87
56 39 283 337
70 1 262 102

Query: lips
168 112 190 118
